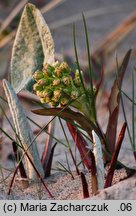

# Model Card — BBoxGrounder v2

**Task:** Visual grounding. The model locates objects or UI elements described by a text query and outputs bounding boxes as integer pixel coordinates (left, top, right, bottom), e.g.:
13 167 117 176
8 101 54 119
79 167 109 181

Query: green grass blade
121 90 136 105
58 117 71 149
0 127 22 149
73 23 88 97
57 161 73 176
82 14 96 121
59 118 80 175
116 56 134 150
0 95 67 147
0 104 15 133
27 116 67 147
0 127 14 142
0 96 7 103
65 152 74 179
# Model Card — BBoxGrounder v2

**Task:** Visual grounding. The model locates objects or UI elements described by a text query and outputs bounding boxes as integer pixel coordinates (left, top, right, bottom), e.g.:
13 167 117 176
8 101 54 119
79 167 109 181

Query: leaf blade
106 50 131 153
11 3 54 93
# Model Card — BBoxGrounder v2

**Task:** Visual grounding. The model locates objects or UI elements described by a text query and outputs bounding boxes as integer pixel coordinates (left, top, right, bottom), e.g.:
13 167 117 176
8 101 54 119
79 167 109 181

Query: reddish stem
8 165 18 195
12 142 27 179
104 122 127 188
41 118 54 174
44 142 57 177
67 122 94 170
67 122 98 194
133 151 136 161
80 172 89 198
8 142 53 198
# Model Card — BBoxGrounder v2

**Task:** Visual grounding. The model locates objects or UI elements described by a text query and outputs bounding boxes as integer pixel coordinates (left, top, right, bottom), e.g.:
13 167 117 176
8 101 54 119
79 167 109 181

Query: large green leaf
11 3 55 93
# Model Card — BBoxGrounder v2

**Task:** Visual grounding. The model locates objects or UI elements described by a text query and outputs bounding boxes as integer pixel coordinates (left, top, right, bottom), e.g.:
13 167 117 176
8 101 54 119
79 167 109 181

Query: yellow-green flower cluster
33 61 83 107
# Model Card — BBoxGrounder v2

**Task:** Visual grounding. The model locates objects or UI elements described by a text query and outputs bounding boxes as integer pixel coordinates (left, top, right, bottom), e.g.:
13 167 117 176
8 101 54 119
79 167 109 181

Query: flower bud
93 86 97 93
40 97 51 103
74 77 81 87
60 62 70 74
49 101 59 107
60 98 69 106
71 90 79 99
33 83 43 92
53 79 61 86
53 61 60 68
36 90 43 97
42 63 54 77
75 69 80 78
62 76 71 86
42 70 51 77
42 89 52 98
53 89 61 101
37 78 49 86
54 67 62 78
33 70 44 81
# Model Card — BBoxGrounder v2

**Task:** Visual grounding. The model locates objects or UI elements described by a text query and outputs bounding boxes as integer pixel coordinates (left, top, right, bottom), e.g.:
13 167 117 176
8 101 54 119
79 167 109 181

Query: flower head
33 61 85 108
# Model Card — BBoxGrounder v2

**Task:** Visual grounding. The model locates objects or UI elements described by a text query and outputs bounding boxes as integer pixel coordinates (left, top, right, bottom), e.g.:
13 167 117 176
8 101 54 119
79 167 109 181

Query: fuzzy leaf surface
11 3 54 93
3 79 44 179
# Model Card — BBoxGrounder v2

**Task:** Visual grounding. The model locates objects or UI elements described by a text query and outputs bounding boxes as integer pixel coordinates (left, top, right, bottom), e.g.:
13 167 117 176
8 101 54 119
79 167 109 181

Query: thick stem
41 117 55 173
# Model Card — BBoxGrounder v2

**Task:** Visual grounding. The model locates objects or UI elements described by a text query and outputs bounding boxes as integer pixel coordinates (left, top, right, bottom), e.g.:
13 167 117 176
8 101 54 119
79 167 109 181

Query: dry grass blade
0 0 27 35
50 4 131 29
0 0 65 49
41 0 65 14
0 30 16 49
93 10 136 62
